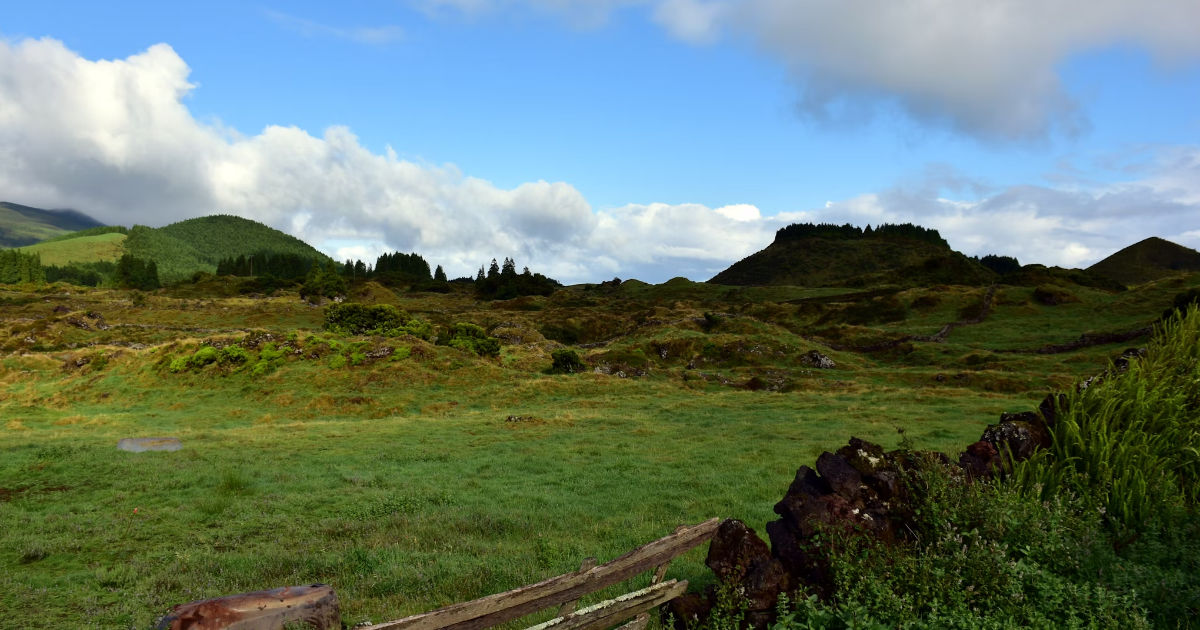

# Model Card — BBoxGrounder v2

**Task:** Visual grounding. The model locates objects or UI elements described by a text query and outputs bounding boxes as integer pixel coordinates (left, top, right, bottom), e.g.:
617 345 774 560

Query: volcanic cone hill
1086 236 1200 286
709 222 995 288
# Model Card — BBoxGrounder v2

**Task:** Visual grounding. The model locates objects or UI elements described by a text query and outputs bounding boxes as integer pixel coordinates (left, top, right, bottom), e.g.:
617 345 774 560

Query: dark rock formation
670 401 1065 627
801 350 836 369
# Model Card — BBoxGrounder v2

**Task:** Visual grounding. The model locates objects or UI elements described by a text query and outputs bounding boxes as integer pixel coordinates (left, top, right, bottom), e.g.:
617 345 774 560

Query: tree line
774 222 950 248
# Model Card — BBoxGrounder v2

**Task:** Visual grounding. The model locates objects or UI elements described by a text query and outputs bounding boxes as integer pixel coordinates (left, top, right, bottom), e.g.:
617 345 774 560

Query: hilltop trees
0 250 45 284
114 254 160 290
474 257 559 299
774 222 950 248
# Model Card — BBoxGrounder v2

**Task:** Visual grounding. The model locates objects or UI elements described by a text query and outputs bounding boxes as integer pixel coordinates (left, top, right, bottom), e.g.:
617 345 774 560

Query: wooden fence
159 518 720 630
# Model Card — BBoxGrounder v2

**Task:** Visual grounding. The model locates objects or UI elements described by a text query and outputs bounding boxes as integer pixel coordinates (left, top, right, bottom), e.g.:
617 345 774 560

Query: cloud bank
1 37 1197 284
0 37 785 283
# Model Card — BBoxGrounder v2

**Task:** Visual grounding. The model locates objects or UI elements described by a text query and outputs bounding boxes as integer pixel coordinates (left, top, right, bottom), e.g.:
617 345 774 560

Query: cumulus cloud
0 37 778 283
3 36 1198 286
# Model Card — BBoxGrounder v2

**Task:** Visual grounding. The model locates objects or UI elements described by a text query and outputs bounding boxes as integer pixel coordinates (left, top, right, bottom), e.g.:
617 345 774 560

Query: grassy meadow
2 273 1198 628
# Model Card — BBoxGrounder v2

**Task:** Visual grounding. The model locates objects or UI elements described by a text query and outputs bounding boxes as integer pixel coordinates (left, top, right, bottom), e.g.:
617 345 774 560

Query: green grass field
18 232 127 266
1 275 1196 628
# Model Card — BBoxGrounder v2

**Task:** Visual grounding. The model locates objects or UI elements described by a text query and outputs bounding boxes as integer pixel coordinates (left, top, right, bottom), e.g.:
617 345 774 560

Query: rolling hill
9 207 332 283
1086 236 1200 286
0 201 105 247
710 222 996 287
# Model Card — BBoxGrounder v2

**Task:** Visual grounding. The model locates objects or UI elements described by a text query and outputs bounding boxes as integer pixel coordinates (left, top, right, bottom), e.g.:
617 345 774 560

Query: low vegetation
3 214 1200 628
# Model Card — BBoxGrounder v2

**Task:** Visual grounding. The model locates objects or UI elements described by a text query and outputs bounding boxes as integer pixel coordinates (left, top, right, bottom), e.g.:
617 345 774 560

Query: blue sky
2 1 1200 282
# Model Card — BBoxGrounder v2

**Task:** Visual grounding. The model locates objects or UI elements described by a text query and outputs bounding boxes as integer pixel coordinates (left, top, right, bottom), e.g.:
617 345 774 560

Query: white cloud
3 36 1199 286
0 37 775 283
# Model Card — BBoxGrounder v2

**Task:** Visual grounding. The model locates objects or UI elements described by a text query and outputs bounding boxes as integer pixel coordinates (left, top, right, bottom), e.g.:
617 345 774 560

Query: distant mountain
0 201 105 247
710 222 995 287
17 212 331 283
1086 237 1200 286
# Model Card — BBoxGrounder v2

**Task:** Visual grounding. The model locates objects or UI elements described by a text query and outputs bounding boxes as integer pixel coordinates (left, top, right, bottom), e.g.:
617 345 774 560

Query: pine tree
434 265 447 282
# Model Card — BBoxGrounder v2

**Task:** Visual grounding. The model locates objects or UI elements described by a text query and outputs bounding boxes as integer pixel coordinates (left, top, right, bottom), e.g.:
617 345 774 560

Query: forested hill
0 201 105 247
119 215 331 283
10 212 333 284
710 222 993 287
1086 237 1200 286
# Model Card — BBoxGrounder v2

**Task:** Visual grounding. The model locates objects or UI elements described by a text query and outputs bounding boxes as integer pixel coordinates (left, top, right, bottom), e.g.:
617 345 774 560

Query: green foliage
188 346 219 368
548 349 585 374
474 257 560 300
121 215 332 284
217 345 250 366
1161 287 1200 320
301 262 349 303
1013 305 1200 534
1032 283 1077 305
374 251 433 285
44 261 111 286
781 460 1153 629
974 254 1021 275
774 222 949 248
0 249 45 284
216 252 319 281
443 322 501 357
114 254 160 290
323 303 430 338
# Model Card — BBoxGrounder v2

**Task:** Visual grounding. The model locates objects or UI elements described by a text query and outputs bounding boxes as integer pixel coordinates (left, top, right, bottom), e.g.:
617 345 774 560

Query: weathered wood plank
155 584 339 630
556 557 598 617
524 580 687 630
362 518 718 630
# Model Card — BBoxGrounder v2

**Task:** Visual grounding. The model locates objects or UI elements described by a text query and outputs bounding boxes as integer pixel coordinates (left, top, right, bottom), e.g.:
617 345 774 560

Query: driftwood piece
155 584 339 630
363 518 719 630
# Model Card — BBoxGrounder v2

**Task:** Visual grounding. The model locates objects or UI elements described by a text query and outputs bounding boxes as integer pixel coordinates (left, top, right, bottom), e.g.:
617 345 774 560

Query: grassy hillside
2 270 1197 628
8 214 333 284
18 232 127 266
1087 236 1200 286
0 201 105 247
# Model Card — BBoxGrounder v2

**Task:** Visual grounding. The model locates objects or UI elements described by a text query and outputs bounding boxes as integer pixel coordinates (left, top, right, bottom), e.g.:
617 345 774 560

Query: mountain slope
1086 237 1200 286
123 215 332 283
0 201 105 247
710 223 995 287
12 211 332 283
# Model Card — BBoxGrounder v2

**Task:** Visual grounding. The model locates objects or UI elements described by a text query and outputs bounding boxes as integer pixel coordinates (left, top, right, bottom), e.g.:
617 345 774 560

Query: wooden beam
362 518 718 630
523 580 687 630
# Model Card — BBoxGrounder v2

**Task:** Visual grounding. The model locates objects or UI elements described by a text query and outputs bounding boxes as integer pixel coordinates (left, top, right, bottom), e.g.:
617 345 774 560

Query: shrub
1161 288 1200 320
217 345 250 366
442 322 501 357
188 346 219 368
1033 284 1077 306
548 349 585 374
323 303 431 338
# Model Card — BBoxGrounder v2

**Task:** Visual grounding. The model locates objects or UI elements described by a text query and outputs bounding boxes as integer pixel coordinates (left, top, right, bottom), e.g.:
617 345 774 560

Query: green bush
323 303 431 338
217 345 250 366
548 349 585 374
188 346 219 368
442 322 501 357
1033 284 1078 306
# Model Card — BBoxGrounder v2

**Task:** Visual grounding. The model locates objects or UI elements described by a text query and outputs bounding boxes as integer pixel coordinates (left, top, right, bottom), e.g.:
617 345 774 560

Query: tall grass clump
1014 304 1200 534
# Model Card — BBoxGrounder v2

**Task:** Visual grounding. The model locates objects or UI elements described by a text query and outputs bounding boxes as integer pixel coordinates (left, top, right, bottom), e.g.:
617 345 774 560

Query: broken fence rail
158 518 720 630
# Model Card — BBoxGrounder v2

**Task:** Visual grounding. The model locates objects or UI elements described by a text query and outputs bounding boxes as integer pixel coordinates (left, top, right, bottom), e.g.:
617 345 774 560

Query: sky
2 1 1200 284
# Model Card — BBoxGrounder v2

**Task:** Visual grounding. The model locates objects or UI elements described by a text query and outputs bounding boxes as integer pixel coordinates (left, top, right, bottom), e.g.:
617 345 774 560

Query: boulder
982 413 1051 461
802 350 836 369
705 519 791 611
